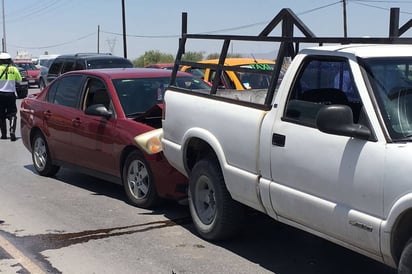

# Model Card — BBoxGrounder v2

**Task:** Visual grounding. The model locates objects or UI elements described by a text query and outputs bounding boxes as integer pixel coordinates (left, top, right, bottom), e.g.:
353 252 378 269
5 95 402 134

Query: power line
8 31 96 50
6 0 70 24
350 0 412 14
101 30 178 39
351 0 412 3
8 1 412 51
297 1 342 16
101 2 344 37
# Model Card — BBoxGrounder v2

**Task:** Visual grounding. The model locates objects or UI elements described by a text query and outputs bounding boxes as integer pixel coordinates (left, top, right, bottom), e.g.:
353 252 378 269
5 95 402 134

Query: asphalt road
0 88 397 274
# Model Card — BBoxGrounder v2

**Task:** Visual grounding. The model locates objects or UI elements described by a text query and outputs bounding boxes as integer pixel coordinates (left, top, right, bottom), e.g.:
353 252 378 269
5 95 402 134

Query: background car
16 66 28 98
181 58 275 90
14 60 40 88
46 53 133 85
37 55 59 90
36 54 60 68
20 68 210 209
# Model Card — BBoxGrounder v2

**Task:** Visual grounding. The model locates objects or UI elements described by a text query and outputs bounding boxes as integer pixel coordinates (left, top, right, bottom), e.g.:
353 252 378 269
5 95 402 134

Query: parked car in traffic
181 58 275 90
16 66 29 98
37 54 60 68
46 53 133 85
38 65 49 90
14 60 40 88
20 68 210 208
37 55 59 90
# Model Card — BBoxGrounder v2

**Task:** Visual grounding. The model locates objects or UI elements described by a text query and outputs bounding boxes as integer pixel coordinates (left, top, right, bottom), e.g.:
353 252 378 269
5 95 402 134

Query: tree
206 53 243 60
132 50 244 67
132 50 174 67
181 51 204 62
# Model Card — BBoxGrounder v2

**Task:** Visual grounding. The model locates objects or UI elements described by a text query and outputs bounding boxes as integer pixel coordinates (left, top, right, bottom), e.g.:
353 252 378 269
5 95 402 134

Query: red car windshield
113 76 209 116
16 62 38 71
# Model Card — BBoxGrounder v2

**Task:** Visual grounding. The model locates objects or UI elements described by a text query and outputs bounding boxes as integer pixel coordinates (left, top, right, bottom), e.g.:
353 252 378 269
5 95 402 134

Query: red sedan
20 68 209 208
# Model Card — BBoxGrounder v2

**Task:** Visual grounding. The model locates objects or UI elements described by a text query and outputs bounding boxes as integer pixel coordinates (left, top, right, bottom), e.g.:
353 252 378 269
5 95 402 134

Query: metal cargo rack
170 8 412 105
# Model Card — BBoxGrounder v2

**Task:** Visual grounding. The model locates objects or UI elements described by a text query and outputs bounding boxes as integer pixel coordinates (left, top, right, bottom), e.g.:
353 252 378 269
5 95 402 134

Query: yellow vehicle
181 58 275 90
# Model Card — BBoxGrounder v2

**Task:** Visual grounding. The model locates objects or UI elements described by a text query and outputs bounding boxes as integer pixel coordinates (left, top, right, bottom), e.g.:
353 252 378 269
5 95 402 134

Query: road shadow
22 165 396 274
210 211 396 274
24 165 128 203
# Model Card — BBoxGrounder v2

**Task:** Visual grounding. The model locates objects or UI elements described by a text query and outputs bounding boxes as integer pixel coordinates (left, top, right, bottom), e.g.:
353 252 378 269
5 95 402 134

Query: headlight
134 128 163 154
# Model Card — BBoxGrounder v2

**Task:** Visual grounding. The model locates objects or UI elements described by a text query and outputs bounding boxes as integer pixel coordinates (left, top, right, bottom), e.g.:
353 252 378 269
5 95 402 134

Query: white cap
0 52 11 60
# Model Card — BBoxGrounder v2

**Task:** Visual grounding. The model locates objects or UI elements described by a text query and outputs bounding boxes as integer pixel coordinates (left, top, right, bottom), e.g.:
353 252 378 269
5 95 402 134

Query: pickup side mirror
85 104 113 119
316 105 371 140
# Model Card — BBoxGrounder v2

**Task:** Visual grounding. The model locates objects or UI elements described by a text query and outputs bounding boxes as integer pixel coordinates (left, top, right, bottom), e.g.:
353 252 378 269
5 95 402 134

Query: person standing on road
0 52 21 141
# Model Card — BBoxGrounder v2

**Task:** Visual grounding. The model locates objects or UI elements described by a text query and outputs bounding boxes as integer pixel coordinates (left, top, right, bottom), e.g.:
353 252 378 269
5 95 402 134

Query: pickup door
268 55 384 257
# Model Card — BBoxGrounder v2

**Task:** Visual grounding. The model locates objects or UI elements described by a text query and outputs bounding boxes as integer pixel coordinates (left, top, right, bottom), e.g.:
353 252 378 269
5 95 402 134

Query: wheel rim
126 159 149 200
33 137 47 171
193 175 216 225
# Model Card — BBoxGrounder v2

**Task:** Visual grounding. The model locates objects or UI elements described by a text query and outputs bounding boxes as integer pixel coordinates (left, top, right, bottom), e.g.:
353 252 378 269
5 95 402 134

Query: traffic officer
0 52 22 141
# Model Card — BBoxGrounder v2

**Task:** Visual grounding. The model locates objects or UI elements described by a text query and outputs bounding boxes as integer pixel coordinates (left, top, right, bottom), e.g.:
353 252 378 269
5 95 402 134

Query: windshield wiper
393 134 412 142
126 112 144 118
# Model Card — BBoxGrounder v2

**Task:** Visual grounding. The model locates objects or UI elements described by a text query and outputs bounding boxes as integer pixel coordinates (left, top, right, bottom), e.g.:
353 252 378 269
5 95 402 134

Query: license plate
29 80 35 83
20 81 28 85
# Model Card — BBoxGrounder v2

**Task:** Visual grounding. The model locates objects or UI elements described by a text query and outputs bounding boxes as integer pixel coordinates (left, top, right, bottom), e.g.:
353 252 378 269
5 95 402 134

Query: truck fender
181 127 266 212
381 193 412 267
181 127 227 174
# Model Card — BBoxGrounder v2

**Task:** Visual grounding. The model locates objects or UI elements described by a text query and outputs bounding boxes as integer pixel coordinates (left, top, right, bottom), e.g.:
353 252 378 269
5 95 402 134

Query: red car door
71 78 118 176
43 75 84 164
42 102 76 163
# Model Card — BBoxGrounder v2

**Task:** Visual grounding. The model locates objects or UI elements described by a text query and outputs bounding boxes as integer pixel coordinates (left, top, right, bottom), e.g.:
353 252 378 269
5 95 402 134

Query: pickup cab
159 8 412 273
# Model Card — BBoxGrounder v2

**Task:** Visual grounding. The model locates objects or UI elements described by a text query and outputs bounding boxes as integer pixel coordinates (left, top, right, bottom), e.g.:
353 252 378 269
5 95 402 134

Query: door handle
272 133 285 147
43 110 51 119
72 118 81 127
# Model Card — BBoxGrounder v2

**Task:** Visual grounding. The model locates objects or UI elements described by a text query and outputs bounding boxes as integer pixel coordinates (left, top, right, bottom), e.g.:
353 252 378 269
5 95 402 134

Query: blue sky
4 0 412 60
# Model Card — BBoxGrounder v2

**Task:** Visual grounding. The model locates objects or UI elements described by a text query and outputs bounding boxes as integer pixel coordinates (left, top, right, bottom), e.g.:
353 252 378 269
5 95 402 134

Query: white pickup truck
157 8 412 273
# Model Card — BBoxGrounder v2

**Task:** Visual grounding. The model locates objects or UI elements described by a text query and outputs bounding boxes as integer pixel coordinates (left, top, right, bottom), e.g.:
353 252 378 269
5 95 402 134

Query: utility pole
2 0 6 52
97 25 100 53
343 0 348 38
121 0 127 58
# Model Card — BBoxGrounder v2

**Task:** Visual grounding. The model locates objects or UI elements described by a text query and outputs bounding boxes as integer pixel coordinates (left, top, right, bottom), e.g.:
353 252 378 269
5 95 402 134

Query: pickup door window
270 56 384 256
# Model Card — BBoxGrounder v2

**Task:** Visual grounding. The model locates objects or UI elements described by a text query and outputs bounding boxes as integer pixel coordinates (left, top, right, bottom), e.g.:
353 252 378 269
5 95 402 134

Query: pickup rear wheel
123 150 159 209
399 237 412 274
31 132 60 177
189 157 244 241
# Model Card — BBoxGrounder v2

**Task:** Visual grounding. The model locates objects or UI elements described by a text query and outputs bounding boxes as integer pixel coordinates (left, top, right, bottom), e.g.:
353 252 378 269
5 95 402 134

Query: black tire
31 132 60 177
188 156 244 241
399 238 412 274
122 150 159 209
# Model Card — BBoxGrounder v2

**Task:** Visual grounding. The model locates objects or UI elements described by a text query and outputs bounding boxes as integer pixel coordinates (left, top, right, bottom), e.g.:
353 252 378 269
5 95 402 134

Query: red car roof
65 67 191 79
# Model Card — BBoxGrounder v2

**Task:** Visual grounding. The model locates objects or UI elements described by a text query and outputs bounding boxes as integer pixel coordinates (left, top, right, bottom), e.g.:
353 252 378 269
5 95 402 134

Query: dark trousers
0 92 17 139
0 92 17 119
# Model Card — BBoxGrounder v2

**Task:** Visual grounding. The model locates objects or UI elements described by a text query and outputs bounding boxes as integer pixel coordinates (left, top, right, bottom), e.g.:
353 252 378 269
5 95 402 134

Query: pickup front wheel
399 237 412 274
189 157 244 241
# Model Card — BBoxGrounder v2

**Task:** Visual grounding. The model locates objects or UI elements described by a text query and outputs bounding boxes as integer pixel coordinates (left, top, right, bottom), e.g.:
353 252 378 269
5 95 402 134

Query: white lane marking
0 234 46 274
